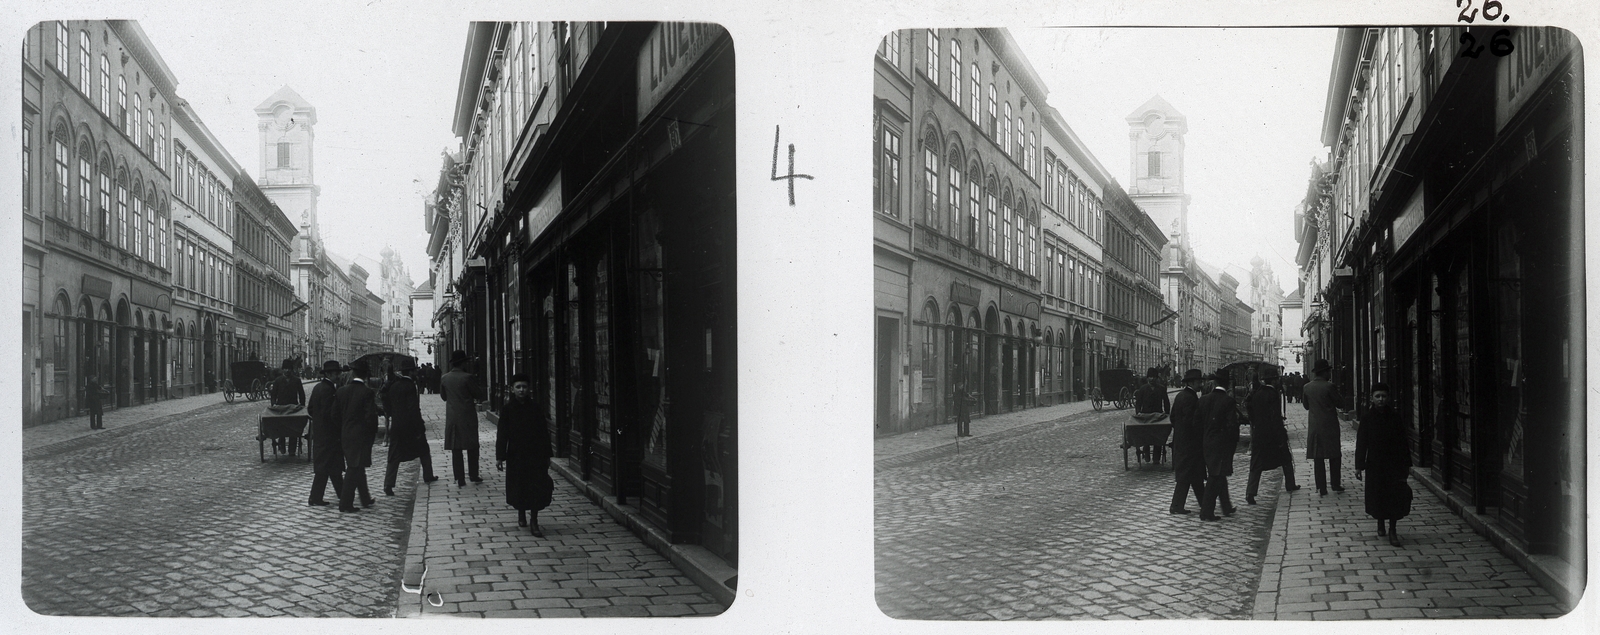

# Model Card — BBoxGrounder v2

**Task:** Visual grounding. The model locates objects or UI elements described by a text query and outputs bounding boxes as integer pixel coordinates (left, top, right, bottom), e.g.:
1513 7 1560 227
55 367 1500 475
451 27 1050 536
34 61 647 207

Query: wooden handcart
258 406 311 462
1122 412 1172 470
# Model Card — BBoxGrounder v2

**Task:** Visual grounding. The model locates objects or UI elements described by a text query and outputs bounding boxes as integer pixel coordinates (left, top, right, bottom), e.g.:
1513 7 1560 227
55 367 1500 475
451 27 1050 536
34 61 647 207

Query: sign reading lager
636 23 725 123
1496 28 1575 132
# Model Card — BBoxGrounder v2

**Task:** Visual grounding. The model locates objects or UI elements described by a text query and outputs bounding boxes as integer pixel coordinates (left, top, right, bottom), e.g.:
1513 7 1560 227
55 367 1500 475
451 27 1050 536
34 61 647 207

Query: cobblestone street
22 386 726 619
23 388 418 617
875 397 1570 621
876 403 1280 620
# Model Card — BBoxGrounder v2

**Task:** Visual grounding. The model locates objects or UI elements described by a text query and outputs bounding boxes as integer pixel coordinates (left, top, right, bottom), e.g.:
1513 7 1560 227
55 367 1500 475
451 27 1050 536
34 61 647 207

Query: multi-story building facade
1128 95 1204 376
169 100 238 397
408 279 435 361
21 20 177 423
347 262 383 357
1192 261 1223 372
1217 271 1254 363
428 22 738 583
1300 26 1582 607
255 86 332 366
322 254 353 362
1101 180 1167 373
230 176 297 365
1245 256 1285 364
372 247 414 353
1278 288 1304 372
1037 105 1106 404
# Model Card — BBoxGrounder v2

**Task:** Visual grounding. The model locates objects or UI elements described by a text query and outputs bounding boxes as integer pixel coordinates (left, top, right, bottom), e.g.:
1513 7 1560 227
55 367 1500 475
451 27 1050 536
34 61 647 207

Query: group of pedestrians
1161 358 1414 545
290 350 553 537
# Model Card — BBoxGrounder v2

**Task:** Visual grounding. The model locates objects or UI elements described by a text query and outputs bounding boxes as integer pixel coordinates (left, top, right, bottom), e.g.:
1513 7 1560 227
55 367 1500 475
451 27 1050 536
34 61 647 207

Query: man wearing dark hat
1198 370 1241 521
1133 368 1171 463
306 361 346 507
1245 367 1300 504
439 350 487 487
335 359 380 512
383 359 438 495
269 359 307 455
1302 359 1347 495
1167 369 1207 515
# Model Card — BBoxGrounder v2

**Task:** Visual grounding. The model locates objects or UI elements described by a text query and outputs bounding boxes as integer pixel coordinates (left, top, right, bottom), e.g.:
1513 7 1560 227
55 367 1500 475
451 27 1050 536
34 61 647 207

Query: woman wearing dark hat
1355 382 1411 546
496 373 554 536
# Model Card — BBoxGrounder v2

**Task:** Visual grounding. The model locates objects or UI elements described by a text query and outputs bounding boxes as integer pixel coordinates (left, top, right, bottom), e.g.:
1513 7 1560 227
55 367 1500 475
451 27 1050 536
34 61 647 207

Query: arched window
921 300 939 378
99 55 110 114
969 63 980 123
116 175 129 250
132 92 142 142
1002 191 1013 265
966 163 980 247
948 41 961 105
77 142 93 230
96 158 110 239
946 149 962 236
922 142 939 230
1027 132 1037 180
145 109 154 154
1002 102 1013 156
986 84 996 138
77 31 90 96
52 124 70 219
984 179 998 257
1015 114 1025 160
132 183 145 259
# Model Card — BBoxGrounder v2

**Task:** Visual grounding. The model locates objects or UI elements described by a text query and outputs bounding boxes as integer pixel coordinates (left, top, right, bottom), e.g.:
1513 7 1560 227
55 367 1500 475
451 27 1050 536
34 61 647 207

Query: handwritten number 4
771 126 814 206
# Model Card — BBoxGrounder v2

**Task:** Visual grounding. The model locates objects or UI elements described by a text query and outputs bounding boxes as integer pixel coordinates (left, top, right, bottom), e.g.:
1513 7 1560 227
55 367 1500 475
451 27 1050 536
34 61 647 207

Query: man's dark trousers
339 465 371 510
385 453 436 492
452 448 480 483
310 470 344 505
1201 473 1233 517
1170 469 1204 513
1314 456 1342 490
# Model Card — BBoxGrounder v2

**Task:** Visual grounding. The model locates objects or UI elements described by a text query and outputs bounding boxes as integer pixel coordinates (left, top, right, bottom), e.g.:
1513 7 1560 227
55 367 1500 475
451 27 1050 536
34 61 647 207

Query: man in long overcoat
335 360 380 512
306 361 345 507
382 361 438 496
1199 371 1241 521
1302 359 1347 495
1355 382 1412 546
440 350 487 486
1245 370 1300 504
1167 369 1206 515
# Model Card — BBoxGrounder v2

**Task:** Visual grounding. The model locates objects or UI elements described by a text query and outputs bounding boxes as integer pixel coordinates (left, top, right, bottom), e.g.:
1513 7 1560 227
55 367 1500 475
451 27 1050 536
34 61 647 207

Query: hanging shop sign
950 280 981 307
636 23 725 123
1496 27 1575 132
1392 185 1425 251
131 279 172 312
81 274 113 299
525 176 563 246
999 288 1041 320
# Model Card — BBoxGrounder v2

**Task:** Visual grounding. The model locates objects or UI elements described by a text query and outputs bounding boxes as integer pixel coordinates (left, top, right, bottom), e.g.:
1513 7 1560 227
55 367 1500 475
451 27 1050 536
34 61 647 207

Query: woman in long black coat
1355 382 1412 546
496 374 554 536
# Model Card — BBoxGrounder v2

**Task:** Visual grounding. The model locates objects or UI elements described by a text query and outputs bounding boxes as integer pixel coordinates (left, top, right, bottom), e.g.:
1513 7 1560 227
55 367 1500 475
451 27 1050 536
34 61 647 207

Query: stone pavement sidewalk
875 390 1179 468
21 386 292 456
396 395 725 618
1252 406 1566 620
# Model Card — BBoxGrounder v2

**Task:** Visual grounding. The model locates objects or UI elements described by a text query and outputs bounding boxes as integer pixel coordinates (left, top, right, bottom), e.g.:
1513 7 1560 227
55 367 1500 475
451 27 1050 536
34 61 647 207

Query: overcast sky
138 15 465 284
1011 27 1337 297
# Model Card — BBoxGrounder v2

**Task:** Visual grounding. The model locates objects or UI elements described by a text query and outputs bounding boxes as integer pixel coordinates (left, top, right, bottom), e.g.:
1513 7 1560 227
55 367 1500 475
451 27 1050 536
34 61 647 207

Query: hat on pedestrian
281 358 295 370
1371 382 1391 394
349 359 370 376
1182 369 1203 383
1146 367 1160 378
450 350 470 368
1312 358 1332 375
509 373 531 385
397 358 417 372
321 360 344 374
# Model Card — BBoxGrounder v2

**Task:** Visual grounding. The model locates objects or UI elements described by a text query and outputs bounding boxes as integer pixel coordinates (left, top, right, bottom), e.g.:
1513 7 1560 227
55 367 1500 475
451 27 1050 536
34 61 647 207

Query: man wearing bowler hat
335 359 380 512
306 360 346 507
440 350 487 486
1302 359 1347 495
1167 369 1207 514
383 359 438 495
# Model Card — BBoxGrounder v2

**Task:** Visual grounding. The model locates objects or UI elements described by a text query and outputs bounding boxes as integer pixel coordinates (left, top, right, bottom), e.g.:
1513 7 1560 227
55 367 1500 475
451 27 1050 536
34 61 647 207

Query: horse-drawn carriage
222 360 271 403
1090 368 1138 411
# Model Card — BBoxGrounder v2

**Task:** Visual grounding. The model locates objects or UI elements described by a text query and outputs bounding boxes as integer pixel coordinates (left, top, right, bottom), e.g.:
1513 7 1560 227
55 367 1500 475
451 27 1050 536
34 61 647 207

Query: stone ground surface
23 386 416 617
1254 405 1564 620
21 385 724 619
875 396 1570 621
399 396 725 618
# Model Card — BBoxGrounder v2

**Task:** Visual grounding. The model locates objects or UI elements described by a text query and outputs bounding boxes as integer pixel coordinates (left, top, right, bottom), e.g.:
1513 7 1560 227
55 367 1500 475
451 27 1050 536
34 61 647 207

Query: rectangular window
1027 134 1037 180
159 224 167 268
78 31 89 96
133 198 143 258
947 164 961 236
1002 204 1012 265
966 173 979 246
98 56 109 114
22 124 31 215
117 75 127 132
879 128 901 217
132 93 141 142
147 216 156 262
78 157 92 230
878 31 900 68
1002 103 1012 156
969 64 980 123
54 139 69 219
925 30 937 80
986 84 996 138
949 42 961 105
55 23 67 71
97 172 110 239
1147 151 1161 177
117 185 128 250
985 192 997 257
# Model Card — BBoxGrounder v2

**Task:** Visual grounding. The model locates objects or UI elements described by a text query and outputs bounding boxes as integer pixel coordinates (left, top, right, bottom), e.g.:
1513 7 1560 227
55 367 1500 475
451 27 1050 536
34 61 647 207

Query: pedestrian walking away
381 360 438 496
83 374 105 430
1244 368 1299 504
1167 369 1206 515
496 373 555 537
1198 370 1240 521
1301 359 1348 496
335 359 380 512
1354 382 1412 547
440 350 487 487
306 361 346 507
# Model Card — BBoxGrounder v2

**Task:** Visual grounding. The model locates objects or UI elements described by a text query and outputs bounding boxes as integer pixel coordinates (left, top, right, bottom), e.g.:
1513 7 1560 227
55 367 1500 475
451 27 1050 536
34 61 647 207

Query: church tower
255 86 320 241
1125 95 1190 248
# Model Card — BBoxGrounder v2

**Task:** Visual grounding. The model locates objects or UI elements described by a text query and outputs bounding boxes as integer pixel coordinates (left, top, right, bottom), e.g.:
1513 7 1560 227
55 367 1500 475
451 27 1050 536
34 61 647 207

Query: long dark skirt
506 456 554 512
1364 471 1412 520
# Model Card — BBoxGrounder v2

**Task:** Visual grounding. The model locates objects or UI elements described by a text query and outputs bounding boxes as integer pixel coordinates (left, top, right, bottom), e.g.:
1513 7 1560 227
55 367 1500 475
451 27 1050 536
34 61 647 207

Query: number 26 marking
1458 0 1508 23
